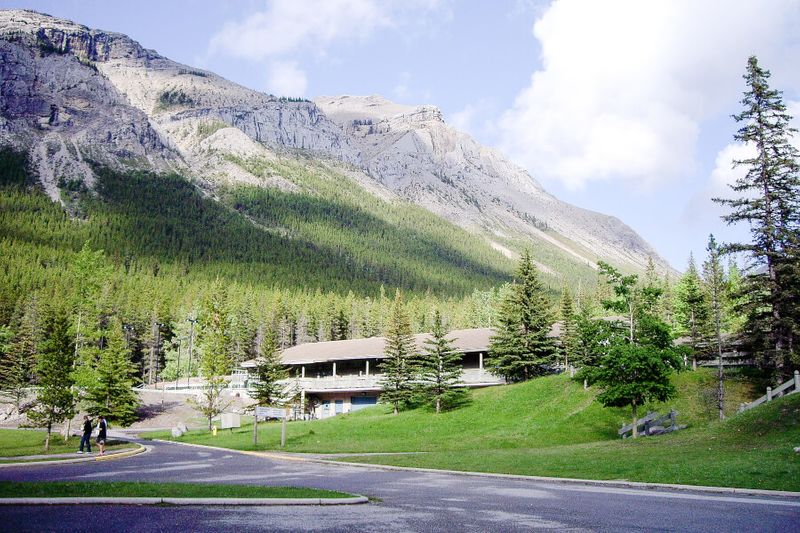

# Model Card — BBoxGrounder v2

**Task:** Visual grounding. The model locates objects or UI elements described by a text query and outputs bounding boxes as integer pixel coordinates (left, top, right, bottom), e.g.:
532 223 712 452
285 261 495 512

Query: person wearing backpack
96 416 108 456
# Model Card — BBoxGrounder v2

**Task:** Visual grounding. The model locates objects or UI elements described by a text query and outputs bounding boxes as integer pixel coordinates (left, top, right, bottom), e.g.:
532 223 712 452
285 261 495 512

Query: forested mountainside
0 9 672 298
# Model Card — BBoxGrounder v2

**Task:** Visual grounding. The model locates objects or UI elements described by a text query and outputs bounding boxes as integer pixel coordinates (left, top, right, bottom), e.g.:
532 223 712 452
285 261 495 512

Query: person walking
77 415 93 454
96 415 108 456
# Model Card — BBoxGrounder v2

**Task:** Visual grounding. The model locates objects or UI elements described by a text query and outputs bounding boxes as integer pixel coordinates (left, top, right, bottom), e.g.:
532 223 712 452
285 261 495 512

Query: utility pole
187 317 197 389
148 317 157 386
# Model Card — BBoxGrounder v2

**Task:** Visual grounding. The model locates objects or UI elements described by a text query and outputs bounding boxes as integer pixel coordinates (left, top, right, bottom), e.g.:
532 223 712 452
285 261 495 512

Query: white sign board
220 412 241 429
255 406 286 420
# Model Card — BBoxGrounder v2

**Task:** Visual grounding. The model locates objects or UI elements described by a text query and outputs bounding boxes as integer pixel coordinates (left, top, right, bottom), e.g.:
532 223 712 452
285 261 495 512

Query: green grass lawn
341 392 800 491
140 369 800 491
0 430 136 458
146 370 756 453
0 481 353 499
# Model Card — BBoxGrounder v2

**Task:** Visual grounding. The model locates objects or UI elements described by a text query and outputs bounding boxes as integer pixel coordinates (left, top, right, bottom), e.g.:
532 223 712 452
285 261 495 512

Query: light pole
156 322 164 405
175 337 183 392
186 317 197 389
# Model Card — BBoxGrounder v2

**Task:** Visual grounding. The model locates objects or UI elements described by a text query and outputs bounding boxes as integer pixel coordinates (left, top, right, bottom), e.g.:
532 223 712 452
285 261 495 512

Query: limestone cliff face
0 9 670 275
314 95 666 272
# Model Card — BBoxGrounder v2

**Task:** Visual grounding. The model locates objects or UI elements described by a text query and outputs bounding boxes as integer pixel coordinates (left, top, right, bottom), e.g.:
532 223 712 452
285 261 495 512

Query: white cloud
499 0 800 190
208 0 388 61
208 0 447 61
449 104 476 132
267 61 308 97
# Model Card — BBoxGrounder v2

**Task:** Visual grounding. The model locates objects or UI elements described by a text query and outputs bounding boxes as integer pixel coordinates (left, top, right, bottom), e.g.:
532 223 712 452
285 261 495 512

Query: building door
335 400 344 414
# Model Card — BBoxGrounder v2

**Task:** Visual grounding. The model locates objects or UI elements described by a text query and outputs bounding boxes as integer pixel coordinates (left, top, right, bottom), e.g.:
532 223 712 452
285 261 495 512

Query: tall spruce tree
84 319 140 426
379 290 417 415
559 286 580 369
674 254 712 368
487 251 558 382
703 235 727 420
713 56 800 377
0 297 38 414
249 327 288 445
416 311 467 413
28 305 76 451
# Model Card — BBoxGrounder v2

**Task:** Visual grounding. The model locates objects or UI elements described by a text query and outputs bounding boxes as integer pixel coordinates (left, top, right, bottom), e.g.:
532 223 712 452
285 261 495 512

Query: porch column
301 365 305 379
365 360 370 376
479 352 484 373
300 389 306 416
332 362 337 377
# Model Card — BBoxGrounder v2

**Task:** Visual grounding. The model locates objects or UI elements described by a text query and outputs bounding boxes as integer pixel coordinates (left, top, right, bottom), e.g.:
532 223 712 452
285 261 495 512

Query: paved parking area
0 439 797 532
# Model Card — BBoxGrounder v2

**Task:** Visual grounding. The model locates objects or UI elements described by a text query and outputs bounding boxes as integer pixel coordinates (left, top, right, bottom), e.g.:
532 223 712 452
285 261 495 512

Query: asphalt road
0 439 797 532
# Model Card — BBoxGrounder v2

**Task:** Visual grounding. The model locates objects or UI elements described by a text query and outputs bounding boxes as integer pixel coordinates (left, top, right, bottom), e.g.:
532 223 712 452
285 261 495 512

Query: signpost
255 407 286 420
254 407 288 448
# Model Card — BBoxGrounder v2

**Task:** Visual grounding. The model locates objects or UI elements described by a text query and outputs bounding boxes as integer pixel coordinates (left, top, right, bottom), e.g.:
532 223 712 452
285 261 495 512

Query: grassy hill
148 370 800 490
152 370 756 453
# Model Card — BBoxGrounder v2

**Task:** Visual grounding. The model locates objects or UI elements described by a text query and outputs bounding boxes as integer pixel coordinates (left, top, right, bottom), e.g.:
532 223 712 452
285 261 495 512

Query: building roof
242 325 561 367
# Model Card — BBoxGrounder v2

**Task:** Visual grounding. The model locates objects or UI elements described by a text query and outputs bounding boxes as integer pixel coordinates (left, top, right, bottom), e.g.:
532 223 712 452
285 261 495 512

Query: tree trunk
631 402 638 439
45 422 51 451
393 402 398 416
436 398 441 414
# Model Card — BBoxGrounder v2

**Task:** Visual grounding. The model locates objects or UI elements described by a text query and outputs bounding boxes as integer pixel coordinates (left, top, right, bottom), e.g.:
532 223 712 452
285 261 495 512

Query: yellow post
212 425 218 436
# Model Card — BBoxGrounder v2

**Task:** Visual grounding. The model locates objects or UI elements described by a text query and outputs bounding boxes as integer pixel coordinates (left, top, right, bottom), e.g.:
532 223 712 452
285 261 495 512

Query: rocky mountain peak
0 9 673 277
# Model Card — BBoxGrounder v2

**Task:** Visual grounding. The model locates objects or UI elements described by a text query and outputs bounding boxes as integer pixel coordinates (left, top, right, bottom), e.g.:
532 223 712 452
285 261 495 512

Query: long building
240 325 561 419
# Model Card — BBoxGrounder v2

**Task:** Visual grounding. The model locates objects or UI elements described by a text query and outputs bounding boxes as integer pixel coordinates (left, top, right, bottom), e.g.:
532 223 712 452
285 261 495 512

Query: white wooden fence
738 370 800 413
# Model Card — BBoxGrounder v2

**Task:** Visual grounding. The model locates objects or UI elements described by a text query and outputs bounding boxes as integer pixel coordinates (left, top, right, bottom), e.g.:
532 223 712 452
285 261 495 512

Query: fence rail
738 370 800 413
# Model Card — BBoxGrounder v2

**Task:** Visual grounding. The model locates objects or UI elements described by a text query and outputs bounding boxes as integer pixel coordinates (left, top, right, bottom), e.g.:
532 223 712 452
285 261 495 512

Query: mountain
0 9 671 295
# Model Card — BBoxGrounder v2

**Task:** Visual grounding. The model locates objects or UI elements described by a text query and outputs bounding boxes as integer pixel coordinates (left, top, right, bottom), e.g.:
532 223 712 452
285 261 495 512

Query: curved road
0 438 797 532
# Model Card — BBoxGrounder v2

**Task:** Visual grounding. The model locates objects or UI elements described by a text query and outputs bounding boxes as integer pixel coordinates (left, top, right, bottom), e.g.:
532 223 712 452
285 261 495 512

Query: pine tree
250 327 288 407
27 305 76 451
379 290 417 415
713 56 800 377
724 259 746 333
487 251 558 382
703 235 727 420
559 286 580 369
416 311 467 413
84 319 140 426
249 327 288 445
189 283 233 430
0 297 38 413
674 254 712 368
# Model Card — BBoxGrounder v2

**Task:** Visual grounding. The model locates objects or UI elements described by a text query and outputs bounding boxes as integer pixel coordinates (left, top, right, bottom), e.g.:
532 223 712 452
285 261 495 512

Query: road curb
0 443 149 468
149 439 800 499
0 496 368 506
317 458 800 499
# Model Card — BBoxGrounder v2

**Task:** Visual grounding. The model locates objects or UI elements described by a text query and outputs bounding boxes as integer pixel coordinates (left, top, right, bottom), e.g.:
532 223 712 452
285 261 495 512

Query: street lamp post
186 317 197 389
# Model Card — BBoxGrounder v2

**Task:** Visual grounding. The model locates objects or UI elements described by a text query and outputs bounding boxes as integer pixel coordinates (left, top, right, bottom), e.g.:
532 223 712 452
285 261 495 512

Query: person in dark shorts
96 415 108 455
77 415 93 454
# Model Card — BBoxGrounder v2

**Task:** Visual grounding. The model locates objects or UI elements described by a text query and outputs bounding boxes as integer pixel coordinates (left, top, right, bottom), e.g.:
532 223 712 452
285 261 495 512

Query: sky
7 0 800 270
